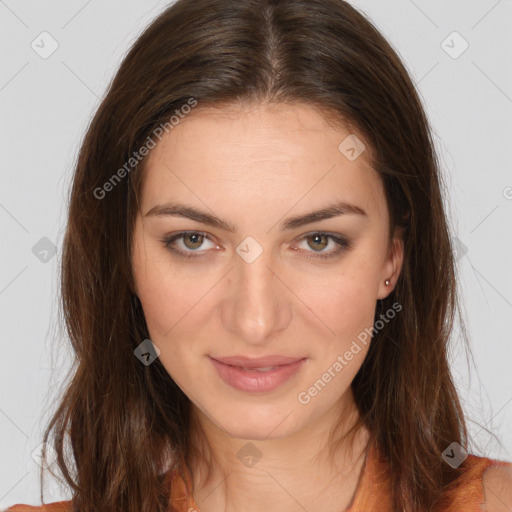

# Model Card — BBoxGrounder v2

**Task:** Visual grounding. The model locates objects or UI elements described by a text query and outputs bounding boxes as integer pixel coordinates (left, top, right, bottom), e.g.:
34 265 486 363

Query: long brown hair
41 0 476 510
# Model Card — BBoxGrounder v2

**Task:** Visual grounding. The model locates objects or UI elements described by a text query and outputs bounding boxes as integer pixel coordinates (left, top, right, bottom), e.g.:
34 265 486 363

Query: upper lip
210 355 305 368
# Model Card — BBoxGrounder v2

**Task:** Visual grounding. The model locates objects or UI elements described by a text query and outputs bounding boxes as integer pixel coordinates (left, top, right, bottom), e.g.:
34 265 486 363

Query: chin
208 404 303 440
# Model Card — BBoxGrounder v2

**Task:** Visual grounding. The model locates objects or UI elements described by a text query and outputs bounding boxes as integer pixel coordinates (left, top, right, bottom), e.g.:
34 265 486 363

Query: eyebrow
144 200 367 232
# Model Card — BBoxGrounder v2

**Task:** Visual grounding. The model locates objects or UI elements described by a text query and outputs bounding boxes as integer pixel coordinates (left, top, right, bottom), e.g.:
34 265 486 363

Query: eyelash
160 231 352 261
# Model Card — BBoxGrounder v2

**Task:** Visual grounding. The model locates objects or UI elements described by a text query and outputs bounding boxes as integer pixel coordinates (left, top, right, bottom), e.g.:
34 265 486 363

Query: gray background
1 0 511 507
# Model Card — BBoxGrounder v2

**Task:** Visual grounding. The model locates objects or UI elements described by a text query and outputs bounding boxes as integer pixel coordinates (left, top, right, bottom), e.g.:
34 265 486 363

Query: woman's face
132 103 403 440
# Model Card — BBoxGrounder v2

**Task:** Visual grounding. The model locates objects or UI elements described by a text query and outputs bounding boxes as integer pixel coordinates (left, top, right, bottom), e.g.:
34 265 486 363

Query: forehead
140 103 387 222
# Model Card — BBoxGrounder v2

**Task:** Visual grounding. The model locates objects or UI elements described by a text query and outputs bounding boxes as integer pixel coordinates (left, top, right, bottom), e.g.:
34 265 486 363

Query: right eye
160 231 221 259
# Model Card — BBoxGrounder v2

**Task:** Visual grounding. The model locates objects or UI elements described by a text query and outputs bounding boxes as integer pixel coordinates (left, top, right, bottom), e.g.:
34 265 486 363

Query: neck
185 390 370 512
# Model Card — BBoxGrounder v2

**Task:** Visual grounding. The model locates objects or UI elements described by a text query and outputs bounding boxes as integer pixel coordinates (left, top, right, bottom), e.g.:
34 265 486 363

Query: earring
385 279 390 287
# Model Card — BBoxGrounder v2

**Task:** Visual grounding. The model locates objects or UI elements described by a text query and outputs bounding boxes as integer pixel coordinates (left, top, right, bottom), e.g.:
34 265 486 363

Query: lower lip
209 357 307 393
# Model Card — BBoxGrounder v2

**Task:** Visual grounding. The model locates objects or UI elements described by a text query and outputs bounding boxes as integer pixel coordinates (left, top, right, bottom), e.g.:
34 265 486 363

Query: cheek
132 250 204 388
134 265 202 342
292 272 378 409
297 257 380 342
303 284 376 371
132 232 193 340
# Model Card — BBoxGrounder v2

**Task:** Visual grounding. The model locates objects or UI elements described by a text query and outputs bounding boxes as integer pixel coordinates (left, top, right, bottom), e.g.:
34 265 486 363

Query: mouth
236 366 280 372
209 355 307 393
210 355 305 368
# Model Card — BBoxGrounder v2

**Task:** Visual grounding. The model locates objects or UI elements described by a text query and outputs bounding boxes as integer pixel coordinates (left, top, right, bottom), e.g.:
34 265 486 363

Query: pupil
185 233 203 249
309 234 327 251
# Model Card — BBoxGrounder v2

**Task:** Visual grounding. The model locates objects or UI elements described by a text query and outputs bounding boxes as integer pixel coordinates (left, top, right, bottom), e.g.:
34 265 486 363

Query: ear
377 226 404 300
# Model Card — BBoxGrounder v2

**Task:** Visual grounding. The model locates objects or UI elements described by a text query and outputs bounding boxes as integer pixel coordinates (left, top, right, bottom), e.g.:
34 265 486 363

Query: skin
132 102 404 512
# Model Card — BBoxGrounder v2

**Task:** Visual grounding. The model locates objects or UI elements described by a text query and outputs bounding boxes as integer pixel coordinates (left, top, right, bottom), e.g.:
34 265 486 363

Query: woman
6 0 512 511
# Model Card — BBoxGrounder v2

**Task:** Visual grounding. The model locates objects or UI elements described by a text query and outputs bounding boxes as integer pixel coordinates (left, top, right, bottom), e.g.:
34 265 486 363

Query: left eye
160 231 351 260
293 232 351 260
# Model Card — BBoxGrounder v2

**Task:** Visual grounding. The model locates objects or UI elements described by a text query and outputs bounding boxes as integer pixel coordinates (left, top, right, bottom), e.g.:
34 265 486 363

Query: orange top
5 444 511 512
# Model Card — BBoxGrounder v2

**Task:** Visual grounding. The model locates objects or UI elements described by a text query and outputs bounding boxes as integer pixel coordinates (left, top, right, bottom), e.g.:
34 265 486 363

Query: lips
209 355 307 393
211 355 304 369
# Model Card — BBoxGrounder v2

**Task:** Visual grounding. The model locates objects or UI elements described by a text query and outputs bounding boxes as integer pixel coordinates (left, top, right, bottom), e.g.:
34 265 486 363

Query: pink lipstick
209 355 306 393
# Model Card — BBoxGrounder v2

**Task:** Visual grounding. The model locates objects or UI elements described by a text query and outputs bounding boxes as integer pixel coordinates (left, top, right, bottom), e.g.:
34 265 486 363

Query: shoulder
441 454 512 512
3 500 72 511
482 462 512 512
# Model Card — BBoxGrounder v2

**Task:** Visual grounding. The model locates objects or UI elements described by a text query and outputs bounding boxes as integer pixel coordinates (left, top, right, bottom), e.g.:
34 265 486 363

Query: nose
220 245 292 345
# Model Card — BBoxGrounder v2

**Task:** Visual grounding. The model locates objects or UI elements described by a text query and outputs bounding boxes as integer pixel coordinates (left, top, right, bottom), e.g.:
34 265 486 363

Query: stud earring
385 279 390 287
